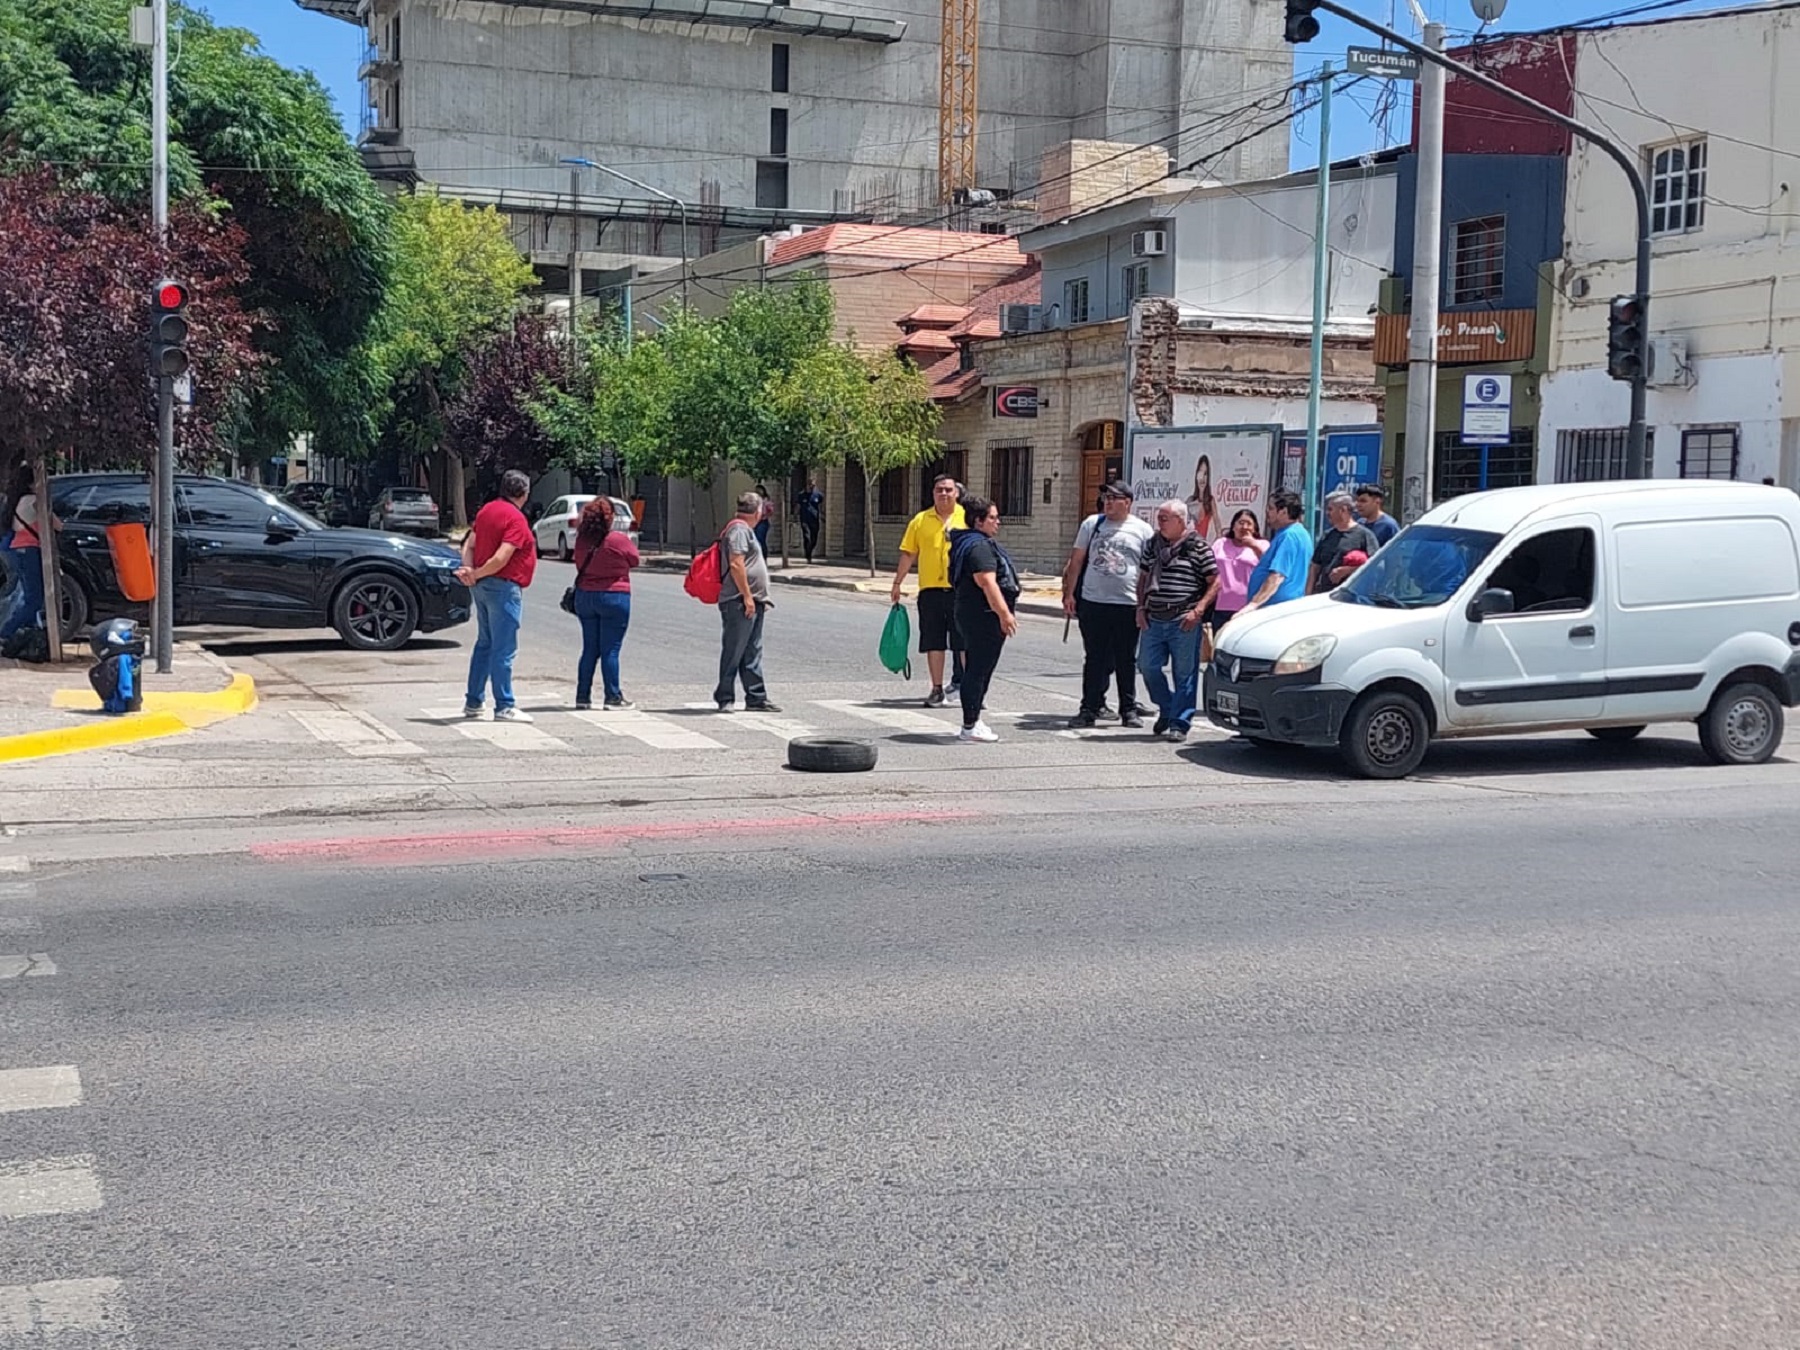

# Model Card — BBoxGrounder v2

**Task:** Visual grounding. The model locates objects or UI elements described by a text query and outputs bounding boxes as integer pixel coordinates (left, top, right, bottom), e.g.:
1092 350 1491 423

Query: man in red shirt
457 469 537 721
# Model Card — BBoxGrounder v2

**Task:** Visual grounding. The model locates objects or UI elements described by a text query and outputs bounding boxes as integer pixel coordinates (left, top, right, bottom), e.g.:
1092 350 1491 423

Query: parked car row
34 474 471 650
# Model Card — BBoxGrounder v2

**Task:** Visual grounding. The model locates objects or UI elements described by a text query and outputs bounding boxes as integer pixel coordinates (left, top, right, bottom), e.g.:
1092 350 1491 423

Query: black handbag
560 537 602 614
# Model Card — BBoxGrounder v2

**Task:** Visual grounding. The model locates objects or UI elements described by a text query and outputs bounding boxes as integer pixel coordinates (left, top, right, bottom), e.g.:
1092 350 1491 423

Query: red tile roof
767 223 1028 271
898 330 958 354
899 303 970 330
948 260 1042 338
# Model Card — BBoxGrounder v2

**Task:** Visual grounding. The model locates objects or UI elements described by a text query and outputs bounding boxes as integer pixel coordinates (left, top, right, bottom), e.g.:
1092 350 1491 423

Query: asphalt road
4 784 1800 1347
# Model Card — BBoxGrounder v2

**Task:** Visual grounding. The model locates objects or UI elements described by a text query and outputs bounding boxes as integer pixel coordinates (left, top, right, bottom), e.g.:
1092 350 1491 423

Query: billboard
1125 425 1281 544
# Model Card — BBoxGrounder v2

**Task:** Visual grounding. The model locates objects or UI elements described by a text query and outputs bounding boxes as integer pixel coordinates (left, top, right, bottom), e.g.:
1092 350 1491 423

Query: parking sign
1462 374 1512 445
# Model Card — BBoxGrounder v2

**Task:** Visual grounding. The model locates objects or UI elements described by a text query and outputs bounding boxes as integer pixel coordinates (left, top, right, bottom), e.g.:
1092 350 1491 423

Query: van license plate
1214 692 1239 715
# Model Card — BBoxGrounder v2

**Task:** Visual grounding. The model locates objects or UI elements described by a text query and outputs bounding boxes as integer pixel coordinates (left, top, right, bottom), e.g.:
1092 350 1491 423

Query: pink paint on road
250 810 978 866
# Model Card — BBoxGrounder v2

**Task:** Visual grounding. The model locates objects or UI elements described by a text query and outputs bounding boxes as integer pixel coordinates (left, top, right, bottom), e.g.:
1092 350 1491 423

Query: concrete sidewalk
0 643 256 763
637 551 1068 618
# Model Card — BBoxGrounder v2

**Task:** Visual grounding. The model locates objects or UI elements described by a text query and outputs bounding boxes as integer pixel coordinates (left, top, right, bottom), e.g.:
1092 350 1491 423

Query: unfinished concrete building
296 0 1295 300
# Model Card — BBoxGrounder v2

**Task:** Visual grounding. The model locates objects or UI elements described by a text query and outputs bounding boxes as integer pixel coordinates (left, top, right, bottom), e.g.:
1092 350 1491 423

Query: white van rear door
1441 517 1606 728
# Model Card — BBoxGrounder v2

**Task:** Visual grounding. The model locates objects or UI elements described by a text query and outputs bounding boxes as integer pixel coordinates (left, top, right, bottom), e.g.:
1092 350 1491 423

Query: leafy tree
769 346 941 574
0 0 393 461
442 313 572 492
0 167 264 471
367 190 538 524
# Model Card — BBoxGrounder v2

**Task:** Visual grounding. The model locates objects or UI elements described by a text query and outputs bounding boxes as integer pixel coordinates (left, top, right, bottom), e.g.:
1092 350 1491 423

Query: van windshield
1334 524 1503 609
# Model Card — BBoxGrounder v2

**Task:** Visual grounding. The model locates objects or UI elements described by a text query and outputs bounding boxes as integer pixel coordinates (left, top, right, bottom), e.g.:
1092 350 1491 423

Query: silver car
368 487 440 537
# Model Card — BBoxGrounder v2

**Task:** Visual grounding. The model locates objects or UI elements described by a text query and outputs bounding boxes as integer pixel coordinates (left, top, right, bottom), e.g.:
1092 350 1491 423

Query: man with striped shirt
1136 499 1219 743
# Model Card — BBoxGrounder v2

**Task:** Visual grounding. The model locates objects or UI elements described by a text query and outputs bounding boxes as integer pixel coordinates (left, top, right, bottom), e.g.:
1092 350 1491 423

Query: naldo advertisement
1125 425 1281 543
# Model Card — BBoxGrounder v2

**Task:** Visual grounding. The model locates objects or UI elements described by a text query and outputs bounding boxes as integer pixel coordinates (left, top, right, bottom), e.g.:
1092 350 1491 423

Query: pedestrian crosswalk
0 856 138 1346
280 692 1228 760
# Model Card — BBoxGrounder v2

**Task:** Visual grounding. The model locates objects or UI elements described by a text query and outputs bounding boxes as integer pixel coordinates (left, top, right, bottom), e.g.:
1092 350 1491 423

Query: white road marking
0 883 36 900
452 720 572 753
0 1066 82 1115
569 709 726 751
0 1277 132 1339
816 699 958 737
0 859 27 874
289 710 423 758
682 703 817 741
0 1156 102 1218
0 954 55 980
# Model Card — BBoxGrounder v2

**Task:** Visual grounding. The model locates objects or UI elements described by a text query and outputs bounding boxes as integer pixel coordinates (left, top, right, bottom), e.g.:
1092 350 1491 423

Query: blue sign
1320 429 1382 501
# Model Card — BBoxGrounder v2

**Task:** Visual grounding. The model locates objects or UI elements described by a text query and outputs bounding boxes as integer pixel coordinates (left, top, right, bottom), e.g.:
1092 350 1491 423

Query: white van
1205 481 1800 778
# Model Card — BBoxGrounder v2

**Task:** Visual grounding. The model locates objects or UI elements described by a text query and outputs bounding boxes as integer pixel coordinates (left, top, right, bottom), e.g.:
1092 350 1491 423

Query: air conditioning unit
1132 229 1167 257
1648 335 1694 388
1000 303 1043 335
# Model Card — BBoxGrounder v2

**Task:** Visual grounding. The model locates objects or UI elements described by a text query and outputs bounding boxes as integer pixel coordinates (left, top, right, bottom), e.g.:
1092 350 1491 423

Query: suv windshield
1333 524 1503 610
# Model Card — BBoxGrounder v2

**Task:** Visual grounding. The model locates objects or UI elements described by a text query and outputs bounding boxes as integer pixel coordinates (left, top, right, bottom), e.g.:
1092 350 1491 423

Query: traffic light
1284 0 1321 43
152 279 190 380
1606 294 1646 382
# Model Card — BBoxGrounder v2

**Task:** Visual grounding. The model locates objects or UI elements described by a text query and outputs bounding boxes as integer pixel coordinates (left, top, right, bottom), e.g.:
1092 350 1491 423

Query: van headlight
1273 635 1336 676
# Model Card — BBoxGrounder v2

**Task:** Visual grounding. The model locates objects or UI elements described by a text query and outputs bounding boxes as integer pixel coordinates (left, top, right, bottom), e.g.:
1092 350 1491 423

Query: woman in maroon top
571 497 641 710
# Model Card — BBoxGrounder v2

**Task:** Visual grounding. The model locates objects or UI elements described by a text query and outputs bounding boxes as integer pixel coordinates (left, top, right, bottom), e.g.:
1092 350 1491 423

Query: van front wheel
1698 681 1783 766
1339 689 1430 780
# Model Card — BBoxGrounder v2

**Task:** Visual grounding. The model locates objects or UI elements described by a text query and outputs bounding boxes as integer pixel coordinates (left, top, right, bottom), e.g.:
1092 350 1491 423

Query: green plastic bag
879 603 913 680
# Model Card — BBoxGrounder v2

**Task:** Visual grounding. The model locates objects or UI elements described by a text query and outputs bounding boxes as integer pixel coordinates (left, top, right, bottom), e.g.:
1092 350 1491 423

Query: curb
0 672 259 765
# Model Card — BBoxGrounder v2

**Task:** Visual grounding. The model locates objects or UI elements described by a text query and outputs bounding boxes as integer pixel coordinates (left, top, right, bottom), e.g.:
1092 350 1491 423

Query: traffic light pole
1307 1 1652 479
152 0 174 672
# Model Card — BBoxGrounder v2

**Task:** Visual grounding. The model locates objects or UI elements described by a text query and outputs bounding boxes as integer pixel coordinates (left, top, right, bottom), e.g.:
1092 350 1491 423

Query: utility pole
567 165 582 342
152 0 175 673
1402 22 1445 521
1304 64 1333 528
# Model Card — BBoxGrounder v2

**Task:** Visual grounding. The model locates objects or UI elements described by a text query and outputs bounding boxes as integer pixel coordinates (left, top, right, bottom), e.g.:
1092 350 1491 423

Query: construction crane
938 0 978 203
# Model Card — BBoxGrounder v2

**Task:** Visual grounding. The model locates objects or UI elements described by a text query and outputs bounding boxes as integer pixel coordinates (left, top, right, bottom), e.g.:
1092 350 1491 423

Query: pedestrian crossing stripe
571 708 726 751
815 699 957 737
0 1277 133 1341
0 1156 102 1219
0 954 55 980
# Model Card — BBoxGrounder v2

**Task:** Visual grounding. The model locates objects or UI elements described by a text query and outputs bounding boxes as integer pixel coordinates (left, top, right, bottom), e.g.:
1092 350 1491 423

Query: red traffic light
156 281 188 310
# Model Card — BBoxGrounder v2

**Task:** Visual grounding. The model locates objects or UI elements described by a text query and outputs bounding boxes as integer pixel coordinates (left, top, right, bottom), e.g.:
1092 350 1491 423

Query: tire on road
1587 725 1647 743
1697 680 1783 766
57 571 88 644
333 571 421 652
1338 687 1430 780
787 736 878 773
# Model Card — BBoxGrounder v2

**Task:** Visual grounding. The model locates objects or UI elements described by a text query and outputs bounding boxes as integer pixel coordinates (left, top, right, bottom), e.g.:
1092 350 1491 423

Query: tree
0 0 394 462
0 167 265 470
770 345 941 574
367 190 538 524
442 313 572 487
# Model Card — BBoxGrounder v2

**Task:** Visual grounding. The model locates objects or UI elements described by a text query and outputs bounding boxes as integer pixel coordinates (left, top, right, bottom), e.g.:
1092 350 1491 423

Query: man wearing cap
1354 483 1400 547
1061 481 1155 729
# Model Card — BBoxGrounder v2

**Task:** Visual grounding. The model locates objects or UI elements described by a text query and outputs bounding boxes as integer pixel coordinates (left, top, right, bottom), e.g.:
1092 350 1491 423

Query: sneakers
715 701 735 712
1152 716 1170 736
946 680 961 696
462 704 484 719
924 687 946 708
1067 710 1098 729
1164 724 1190 743
1121 708 1145 729
958 721 999 743
574 701 592 712
604 698 636 710
743 701 783 714
494 706 534 723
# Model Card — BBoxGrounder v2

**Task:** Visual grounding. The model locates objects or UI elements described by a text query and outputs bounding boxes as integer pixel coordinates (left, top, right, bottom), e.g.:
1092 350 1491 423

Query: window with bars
1556 427 1657 482
989 442 1034 518
1433 429 1536 502
1450 215 1505 305
1679 427 1739 479
1648 138 1706 236
1122 262 1151 307
877 466 909 516
1063 278 1089 325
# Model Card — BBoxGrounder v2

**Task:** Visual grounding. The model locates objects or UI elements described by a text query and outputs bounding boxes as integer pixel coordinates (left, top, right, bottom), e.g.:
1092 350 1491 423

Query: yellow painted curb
1 672 259 765
0 711 191 764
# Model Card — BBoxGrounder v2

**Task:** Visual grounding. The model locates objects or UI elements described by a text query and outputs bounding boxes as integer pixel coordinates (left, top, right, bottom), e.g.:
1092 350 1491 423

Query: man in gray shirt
1061 481 1156 728
716 491 781 712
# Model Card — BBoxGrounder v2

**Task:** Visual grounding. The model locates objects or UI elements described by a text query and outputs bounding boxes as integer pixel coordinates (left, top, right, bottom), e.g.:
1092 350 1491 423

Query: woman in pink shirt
1209 509 1268 628
570 497 641 710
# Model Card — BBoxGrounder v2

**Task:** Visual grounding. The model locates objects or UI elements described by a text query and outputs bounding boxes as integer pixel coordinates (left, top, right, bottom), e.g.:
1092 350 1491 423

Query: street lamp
560 156 691 307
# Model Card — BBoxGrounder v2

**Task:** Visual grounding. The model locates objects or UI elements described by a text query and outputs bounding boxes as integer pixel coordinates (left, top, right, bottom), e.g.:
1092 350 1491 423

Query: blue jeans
1137 616 1201 729
0 547 43 640
574 589 630 704
464 578 524 711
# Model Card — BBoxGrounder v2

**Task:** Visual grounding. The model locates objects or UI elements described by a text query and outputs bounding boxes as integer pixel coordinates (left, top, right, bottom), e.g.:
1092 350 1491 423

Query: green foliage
769 344 941 479
0 0 394 460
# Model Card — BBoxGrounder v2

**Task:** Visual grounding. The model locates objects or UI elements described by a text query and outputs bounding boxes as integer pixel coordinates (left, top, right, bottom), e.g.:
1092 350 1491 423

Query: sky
195 0 1733 168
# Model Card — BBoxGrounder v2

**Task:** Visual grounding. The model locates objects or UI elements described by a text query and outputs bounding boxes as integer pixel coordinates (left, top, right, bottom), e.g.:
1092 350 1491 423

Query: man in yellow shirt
890 475 968 707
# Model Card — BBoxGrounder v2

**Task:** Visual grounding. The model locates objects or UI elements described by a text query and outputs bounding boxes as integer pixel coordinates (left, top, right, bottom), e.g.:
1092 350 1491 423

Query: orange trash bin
106 523 157 602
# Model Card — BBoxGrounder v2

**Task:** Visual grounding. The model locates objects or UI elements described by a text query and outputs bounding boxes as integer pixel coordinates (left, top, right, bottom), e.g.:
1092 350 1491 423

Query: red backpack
682 525 734 604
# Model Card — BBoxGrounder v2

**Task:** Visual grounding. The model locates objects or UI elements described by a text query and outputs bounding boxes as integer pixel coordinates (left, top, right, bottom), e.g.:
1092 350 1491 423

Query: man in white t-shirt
1060 481 1155 729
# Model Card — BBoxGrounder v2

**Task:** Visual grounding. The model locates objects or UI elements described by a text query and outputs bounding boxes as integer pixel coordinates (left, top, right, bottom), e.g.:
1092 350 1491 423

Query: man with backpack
714 492 781 713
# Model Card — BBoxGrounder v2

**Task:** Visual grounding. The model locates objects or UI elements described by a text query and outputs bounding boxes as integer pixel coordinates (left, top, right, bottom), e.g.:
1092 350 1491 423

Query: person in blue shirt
1239 488 1313 616
1354 483 1401 546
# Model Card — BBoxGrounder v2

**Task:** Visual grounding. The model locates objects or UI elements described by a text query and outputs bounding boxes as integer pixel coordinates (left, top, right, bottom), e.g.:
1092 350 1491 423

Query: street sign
1461 373 1512 446
1346 46 1422 80
1321 429 1382 501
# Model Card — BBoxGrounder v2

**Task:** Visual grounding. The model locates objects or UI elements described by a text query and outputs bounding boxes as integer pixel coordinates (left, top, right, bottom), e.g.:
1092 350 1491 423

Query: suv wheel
1339 688 1430 780
57 572 89 644
333 573 419 651
1698 681 1783 766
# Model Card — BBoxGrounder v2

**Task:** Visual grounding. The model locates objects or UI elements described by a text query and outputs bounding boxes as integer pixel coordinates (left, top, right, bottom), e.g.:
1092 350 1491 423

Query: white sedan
533 495 639 559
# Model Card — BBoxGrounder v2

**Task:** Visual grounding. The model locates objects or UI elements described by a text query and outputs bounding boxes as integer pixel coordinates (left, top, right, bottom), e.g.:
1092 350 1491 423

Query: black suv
40 474 471 651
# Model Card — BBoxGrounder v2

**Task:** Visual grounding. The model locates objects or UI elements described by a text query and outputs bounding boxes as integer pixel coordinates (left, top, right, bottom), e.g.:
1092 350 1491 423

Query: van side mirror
1467 587 1515 623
